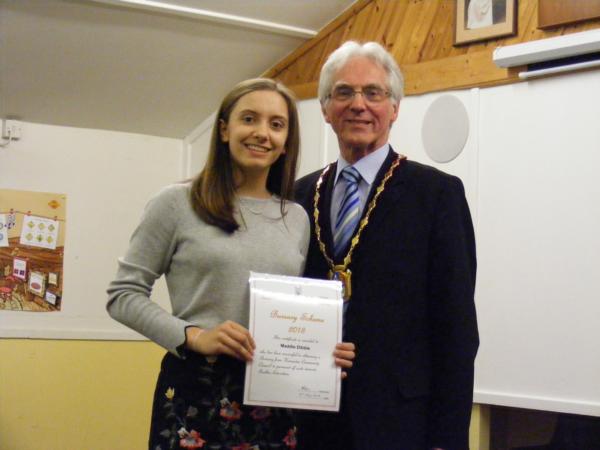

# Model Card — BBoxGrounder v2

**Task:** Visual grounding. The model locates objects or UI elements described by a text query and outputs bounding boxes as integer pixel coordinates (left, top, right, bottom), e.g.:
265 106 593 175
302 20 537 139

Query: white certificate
244 272 343 411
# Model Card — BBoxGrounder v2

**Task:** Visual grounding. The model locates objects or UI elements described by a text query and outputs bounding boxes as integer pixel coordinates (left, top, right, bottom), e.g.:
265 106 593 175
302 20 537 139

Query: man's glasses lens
331 86 389 103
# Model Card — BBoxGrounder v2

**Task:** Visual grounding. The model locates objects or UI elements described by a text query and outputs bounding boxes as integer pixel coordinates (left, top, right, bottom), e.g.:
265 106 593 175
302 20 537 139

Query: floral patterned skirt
149 352 297 450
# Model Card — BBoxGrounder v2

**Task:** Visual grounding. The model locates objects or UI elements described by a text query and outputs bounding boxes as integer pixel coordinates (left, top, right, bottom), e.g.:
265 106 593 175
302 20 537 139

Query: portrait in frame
455 0 518 45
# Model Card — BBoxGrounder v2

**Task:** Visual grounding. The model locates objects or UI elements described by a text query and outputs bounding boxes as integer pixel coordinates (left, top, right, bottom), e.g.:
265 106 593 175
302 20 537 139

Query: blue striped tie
334 166 361 258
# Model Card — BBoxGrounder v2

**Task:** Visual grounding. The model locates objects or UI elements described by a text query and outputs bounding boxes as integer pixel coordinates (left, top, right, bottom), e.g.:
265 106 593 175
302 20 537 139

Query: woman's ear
219 119 229 143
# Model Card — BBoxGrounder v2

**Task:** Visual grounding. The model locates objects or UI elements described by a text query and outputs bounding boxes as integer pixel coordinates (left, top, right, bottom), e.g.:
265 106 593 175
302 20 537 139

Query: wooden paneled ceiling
265 0 600 99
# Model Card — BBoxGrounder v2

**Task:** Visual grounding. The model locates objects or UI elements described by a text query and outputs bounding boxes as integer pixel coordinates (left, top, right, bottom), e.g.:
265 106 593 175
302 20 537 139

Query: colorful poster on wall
0 189 66 312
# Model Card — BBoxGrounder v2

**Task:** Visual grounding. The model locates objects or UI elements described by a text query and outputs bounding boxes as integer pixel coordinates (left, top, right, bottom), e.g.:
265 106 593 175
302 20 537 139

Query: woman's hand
185 321 255 361
334 342 356 379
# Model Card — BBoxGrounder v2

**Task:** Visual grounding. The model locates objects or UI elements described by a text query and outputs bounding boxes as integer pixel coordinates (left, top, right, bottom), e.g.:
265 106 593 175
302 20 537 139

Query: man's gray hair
318 41 404 105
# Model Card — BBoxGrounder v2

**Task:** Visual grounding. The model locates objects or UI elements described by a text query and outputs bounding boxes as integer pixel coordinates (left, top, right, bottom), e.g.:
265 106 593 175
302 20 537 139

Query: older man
294 41 479 450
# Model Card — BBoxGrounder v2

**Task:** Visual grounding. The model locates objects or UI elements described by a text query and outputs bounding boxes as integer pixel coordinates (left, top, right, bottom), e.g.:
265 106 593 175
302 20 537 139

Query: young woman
107 78 354 450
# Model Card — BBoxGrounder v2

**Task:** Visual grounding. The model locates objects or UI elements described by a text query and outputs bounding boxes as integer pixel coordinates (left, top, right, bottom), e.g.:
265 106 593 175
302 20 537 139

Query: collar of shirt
334 143 390 188
330 144 390 236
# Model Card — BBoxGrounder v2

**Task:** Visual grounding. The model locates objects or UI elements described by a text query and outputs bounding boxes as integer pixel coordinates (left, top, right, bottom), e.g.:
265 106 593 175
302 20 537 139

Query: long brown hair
190 78 300 233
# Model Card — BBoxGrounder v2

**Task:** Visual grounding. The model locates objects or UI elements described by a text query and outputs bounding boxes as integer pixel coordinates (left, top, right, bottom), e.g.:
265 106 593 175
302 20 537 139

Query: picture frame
28 271 47 297
455 0 518 46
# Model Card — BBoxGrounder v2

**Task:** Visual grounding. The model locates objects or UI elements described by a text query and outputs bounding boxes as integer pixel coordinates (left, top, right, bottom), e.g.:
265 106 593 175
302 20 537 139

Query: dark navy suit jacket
294 148 479 450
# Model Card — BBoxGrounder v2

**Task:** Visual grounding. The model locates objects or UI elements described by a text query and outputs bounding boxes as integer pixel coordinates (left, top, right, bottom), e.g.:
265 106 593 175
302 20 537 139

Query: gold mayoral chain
313 154 406 301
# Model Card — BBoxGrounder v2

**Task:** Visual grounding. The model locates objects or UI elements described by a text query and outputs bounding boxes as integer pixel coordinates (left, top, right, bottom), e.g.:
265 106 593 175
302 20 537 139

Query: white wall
474 70 600 416
184 112 215 178
0 122 183 338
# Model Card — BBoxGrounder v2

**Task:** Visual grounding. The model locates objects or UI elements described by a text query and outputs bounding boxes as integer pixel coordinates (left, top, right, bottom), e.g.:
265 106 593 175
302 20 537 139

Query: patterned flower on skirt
149 352 297 450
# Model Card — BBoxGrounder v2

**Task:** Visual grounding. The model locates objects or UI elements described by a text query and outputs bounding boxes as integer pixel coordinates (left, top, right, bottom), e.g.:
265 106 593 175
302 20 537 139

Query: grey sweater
107 183 310 356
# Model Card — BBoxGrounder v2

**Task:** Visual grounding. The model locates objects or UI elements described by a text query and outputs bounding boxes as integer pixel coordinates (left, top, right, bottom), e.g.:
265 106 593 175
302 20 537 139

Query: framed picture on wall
538 0 600 29
455 0 518 45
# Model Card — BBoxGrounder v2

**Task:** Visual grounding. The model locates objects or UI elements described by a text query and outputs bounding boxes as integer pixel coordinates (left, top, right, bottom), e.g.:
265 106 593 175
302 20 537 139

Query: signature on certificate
298 385 331 400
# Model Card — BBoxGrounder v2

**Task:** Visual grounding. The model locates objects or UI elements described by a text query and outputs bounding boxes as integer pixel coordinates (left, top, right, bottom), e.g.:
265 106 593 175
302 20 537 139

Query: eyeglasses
328 84 391 103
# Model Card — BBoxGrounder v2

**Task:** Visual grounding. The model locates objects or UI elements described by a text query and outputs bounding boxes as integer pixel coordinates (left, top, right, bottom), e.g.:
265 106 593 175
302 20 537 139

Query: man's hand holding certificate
244 273 343 412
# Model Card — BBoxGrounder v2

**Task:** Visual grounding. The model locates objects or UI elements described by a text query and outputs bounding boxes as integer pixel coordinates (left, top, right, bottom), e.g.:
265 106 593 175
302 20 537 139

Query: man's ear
219 119 229 142
321 103 332 124
390 101 400 127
